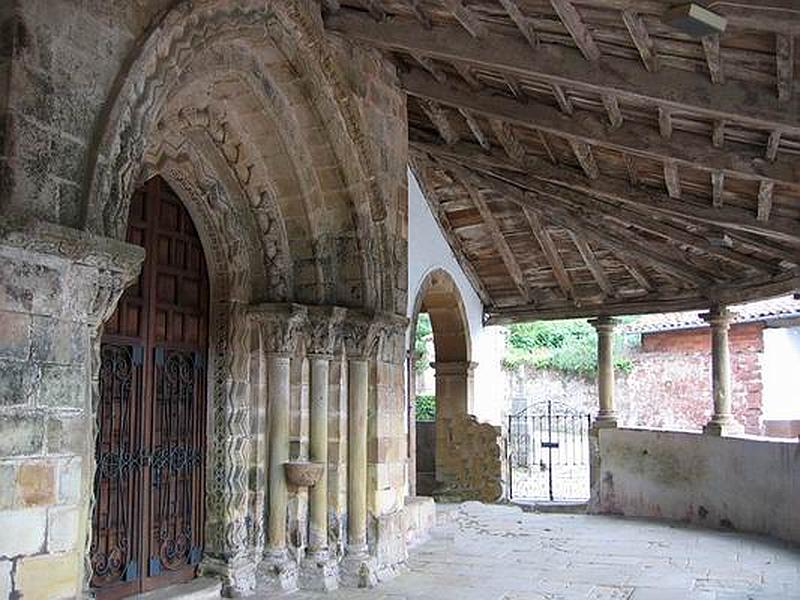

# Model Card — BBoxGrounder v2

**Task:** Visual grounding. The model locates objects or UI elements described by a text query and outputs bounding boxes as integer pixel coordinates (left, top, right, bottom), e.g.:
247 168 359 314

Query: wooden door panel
92 176 208 599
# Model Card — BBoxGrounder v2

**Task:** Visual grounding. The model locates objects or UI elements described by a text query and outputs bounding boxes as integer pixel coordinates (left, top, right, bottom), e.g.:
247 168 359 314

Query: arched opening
412 269 478 497
91 176 210 598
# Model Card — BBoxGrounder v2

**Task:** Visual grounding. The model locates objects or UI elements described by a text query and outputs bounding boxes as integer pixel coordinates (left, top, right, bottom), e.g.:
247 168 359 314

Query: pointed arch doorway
91 176 209 599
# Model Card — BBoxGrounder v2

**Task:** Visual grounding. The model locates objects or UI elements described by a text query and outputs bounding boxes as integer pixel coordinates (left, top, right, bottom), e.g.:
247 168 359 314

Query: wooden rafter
490 119 527 166
360 0 385 21
418 99 460 145
570 233 614 298
701 35 724 85
446 164 531 303
400 68 800 188
601 94 623 130
441 0 487 39
459 109 490 150
776 34 794 102
326 12 800 134
549 0 601 61
757 181 775 222
621 10 658 72
498 0 539 50
407 0 431 29
569 140 599 179
523 204 577 303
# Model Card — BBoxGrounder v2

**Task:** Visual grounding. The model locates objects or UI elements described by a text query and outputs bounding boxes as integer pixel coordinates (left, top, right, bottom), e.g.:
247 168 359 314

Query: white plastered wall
762 326 800 419
407 169 506 426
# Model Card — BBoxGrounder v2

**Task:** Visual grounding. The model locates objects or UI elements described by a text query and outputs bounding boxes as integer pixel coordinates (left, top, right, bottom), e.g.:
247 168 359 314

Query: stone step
515 500 588 514
135 577 222 600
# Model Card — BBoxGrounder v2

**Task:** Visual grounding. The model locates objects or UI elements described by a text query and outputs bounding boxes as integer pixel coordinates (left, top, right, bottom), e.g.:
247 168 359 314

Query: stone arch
81 0 399 311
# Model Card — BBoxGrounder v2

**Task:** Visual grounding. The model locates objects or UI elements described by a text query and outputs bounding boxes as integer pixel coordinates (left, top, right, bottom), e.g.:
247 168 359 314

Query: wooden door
91 176 209 599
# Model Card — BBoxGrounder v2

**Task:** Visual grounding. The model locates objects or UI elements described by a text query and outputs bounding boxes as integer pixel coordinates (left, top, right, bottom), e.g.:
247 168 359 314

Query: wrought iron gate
507 400 591 501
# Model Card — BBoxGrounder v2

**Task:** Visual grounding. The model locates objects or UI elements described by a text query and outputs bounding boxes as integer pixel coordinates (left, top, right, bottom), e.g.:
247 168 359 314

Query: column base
300 550 339 591
256 549 298 593
703 418 744 436
199 554 257 598
592 415 618 430
340 546 377 588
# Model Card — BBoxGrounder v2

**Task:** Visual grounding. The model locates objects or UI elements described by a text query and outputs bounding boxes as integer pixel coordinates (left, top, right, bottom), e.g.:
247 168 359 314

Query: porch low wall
590 427 800 544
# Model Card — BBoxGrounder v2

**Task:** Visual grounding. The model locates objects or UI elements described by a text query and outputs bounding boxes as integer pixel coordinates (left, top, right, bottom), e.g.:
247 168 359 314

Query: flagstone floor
291 502 800 600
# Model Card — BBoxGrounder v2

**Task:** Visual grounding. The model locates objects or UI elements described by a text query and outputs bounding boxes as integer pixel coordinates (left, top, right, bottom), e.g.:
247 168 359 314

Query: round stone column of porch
589 317 618 428
301 307 345 591
249 303 308 591
702 306 744 436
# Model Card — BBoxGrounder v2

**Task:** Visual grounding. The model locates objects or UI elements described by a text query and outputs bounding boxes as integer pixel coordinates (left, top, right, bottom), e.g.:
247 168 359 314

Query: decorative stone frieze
249 303 309 356
305 306 346 357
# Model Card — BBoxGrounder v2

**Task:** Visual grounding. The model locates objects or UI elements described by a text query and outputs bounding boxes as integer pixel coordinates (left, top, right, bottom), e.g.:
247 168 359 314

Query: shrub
415 394 436 421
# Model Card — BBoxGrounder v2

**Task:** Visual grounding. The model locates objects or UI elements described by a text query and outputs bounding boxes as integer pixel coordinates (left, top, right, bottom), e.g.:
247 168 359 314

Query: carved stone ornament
339 310 382 359
305 306 346 357
248 303 308 355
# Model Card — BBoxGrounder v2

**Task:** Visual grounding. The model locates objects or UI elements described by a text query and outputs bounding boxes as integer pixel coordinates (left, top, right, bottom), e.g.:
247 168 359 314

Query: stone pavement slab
284 502 800 600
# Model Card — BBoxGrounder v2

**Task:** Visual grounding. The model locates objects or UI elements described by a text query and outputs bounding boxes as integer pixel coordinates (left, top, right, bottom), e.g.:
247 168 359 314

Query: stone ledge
137 577 222 600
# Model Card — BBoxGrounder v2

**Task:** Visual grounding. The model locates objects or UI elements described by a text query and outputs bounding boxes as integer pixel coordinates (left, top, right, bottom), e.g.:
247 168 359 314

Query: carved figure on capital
248 303 308 356
305 306 346 357
339 311 382 360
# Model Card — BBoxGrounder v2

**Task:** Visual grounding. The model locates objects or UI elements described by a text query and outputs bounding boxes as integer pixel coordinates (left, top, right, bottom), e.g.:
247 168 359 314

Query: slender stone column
702 306 743 436
340 312 381 586
301 307 344 590
589 317 618 428
249 304 307 589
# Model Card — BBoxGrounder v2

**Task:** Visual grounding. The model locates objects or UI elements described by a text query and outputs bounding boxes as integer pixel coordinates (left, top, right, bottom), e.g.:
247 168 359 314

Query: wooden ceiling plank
569 140 599 179
624 154 639 186
459 108 491 150
602 94 623 130
701 35 725 85
441 0 488 39
551 83 574 115
776 34 794 102
412 138 800 246
523 204 577 303
658 107 673 140
621 10 659 73
498 0 540 50
623 259 655 293
400 68 800 188
549 0 601 61
419 99 460 144
326 12 800 134
757 180 775 222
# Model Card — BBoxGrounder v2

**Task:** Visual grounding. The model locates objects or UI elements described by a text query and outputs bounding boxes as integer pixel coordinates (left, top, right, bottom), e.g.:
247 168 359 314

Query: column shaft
308 356 330 555
347 358 369 554
591 317 618 427
702 307 742 435
267 353 292 554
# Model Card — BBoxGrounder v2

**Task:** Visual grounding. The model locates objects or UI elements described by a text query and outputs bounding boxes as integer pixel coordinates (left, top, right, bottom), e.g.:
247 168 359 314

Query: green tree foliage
503 319 638 376
415 394 436 421
414 313 433 373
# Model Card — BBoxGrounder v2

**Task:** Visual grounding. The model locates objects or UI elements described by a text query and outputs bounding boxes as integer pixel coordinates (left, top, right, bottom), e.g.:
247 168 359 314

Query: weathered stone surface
17 461 55 507
30 316 86 364
56 457 81 505
47 506 79 552
0 310 31 358
0 507 46 556
15 550 80 600
37 364 84 408
46 414 86 455
0 559 11 599
0 359 35 406
0 413 44 456
0 464 16 509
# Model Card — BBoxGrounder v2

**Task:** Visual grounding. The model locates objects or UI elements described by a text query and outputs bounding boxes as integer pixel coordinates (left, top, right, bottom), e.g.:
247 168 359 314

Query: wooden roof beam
523 205 578 304
498 0 540 50
621 10 659 72
407 0 432 29
549 0 601 61
441 0 487 39
569 140 600 179
409 52 447 83
570 233 615 298
459 109 491 150
321 0 341 13
400 67 800 188
325 11 800 134
490 119 527 166
757 181 775 222
602 94 623 130
360 0 386 21
765 131 781 162
663 160 681 199
701 35 724 85
418 99 460 145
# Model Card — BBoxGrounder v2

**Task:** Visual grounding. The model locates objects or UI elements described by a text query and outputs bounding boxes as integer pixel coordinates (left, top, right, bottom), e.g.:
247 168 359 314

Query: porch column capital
588 316 619 334
340 310 382 360
700 305 737 329
305 306 346 358
430 361 478 376
248 303 308 356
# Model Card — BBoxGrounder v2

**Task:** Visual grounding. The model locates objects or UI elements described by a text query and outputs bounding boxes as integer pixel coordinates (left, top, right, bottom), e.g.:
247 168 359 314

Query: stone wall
590 428 800 544
507 323 766 434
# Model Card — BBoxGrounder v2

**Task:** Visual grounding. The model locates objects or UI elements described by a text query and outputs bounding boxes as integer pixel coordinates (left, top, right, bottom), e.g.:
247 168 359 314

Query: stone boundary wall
507 322 765 434
589 427 800 544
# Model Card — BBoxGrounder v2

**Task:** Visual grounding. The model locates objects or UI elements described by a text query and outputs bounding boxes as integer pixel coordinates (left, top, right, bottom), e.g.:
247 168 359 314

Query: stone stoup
0 2 415 598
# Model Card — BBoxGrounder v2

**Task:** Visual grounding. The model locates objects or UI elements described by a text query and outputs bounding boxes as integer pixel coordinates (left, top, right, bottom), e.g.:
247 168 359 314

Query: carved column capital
305 306 346 357
248 303 308 356
340 310 382 360
588 316 619 334
701 305 737 330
